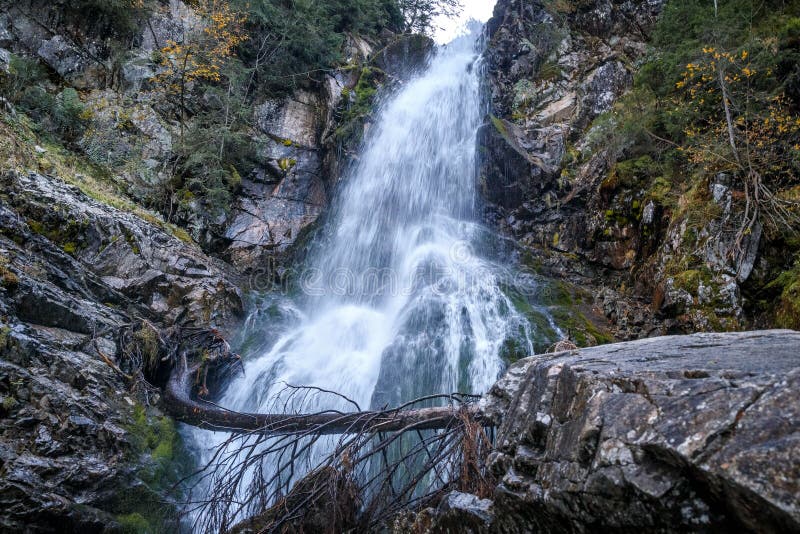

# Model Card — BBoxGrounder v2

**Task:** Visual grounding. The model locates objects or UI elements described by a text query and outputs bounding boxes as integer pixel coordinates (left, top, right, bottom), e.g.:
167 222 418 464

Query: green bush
1 55 48 100
53 88 88 140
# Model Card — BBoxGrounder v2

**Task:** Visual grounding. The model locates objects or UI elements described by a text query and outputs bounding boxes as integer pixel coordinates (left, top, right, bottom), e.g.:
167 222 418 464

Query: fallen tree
143 327 494 532
163 333 487 436
180 388 494 533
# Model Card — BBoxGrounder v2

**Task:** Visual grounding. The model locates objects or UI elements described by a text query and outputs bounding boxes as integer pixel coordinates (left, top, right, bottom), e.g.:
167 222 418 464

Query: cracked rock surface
0 171 243 531
474 330 800 533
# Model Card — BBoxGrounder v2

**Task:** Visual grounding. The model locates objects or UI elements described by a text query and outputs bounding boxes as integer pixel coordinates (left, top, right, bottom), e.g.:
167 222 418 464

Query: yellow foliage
673 43 800 215
150 0 247 102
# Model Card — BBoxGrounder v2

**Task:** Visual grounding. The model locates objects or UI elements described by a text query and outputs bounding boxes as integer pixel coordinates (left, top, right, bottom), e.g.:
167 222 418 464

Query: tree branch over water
164 335 487 436
158 328 494 532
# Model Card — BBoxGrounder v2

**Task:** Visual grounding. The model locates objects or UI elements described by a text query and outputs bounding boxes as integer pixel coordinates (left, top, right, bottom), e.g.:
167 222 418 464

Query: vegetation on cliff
573 0 800 328
0 0 456 238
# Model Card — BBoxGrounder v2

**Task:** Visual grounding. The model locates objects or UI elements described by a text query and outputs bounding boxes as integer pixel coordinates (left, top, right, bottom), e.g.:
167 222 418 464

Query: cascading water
187 25 536 527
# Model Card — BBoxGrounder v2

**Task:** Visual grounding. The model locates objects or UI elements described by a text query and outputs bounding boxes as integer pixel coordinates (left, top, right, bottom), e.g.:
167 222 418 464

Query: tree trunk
164 354 485 435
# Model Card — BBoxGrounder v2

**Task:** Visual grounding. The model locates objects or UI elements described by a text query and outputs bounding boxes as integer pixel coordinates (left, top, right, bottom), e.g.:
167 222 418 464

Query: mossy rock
113 404 191 533
771 261 800 329
504 276 614 355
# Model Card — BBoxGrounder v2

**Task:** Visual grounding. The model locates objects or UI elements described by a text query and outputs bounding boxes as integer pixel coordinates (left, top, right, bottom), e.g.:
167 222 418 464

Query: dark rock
373 34 434 79
474 330 800 532
479 0 760 337
575 61 632 130
477 117 555 210
432 491 494 533
0 170 243 531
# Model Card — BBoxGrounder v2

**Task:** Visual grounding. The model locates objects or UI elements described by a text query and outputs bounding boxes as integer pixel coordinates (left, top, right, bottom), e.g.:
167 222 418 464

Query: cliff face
0 171 243 531
478 0 800 340
479 0 668 342
0 1 432 272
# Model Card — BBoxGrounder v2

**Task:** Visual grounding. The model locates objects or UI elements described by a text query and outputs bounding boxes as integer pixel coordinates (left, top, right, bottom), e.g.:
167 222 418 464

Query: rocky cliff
0 0 433 272
0 1 434 529
478 0 800 340
0 170 243 531
0 0 798 531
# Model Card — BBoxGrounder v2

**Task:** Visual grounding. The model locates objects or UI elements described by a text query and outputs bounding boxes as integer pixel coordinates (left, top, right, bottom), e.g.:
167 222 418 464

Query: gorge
0 0 798 532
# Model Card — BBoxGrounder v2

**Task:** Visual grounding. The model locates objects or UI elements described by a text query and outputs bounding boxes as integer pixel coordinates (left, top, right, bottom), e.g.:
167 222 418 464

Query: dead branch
165 352 485 435
152 327 494 532
179 389 493 534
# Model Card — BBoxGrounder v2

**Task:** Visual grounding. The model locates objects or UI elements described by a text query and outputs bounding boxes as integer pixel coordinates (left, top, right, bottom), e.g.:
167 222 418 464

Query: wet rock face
472 331 800 532
373 34 434 80
0 171 243 530
225 34 434 271
225 91 329 269
1 172 242 328
480 0 663 216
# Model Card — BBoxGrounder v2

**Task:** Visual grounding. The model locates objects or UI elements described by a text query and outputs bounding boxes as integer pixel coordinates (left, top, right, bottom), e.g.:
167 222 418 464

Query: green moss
499 336 526 364
548 307 612 347
168 225 194 245
116 513 151 534
671 269 712 294
123 228 141 255
115 404 188 533
770 260 800 329
490 114 509 139
0 262 18 290
338 66 382 131
539 281 574 307
27 219 45 235
25 216 88 254
503 286 555 352
2 395 16 411
0 325 10 349
278 157 297 171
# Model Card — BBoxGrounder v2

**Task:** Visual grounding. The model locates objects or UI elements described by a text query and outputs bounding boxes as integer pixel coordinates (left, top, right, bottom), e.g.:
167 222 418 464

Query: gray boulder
476 330 800 532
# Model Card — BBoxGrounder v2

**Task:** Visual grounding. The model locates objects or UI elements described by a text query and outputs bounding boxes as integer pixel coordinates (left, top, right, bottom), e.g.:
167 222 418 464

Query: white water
187 28 534 525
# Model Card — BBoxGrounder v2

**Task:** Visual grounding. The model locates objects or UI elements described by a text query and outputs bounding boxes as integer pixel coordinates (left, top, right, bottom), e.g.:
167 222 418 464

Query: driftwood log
164 353 486 435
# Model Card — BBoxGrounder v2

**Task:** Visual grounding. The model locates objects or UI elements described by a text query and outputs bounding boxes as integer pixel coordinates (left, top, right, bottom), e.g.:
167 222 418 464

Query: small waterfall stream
187 26 538 526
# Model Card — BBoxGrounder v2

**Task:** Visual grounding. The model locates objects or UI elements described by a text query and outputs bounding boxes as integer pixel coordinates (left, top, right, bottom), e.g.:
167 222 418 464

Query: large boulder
473 330 800 532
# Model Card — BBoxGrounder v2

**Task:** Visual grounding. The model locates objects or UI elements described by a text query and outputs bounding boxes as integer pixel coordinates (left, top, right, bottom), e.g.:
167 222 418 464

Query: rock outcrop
1 0 434 273
478 0 787 341
405 331 800 532
225 34 433 270
448 330 800 532
480 0 671 341
0 171 243 531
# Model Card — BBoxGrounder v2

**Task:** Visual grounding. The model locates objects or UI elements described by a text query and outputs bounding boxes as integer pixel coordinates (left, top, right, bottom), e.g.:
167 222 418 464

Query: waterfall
186 26 533 527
